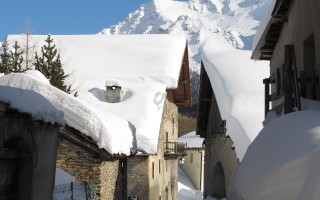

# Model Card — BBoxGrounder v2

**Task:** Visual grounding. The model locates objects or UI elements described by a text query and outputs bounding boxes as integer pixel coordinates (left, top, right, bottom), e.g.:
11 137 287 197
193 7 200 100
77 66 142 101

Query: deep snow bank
229 110 320 200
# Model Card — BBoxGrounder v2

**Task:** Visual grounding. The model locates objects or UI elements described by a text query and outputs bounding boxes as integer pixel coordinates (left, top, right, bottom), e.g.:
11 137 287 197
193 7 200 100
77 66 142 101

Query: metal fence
53 182 96 200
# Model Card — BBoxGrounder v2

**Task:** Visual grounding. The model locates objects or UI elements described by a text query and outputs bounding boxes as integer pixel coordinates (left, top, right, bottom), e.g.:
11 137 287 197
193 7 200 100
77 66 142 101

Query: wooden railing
264 45 300 117
263 45 320 118
164 142 186 157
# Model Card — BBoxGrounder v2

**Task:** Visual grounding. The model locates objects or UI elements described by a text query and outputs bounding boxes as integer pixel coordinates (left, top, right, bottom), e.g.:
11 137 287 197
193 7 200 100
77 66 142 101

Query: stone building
0 98 126 200
2 34 191 200
0 101 59 200
127 100 183 200
196 65 238 199
197 49 268 199
178 131 204 191
125 41 191 200
252 0 320 115
56 127 127 199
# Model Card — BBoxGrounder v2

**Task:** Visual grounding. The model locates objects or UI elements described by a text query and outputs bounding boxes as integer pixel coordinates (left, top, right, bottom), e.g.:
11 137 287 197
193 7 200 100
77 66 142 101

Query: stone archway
212 162 226 198
0 138 34 200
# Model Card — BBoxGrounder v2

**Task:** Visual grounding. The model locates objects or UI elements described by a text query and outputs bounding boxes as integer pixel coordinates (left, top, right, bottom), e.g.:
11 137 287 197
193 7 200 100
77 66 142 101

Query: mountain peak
100 0 271 71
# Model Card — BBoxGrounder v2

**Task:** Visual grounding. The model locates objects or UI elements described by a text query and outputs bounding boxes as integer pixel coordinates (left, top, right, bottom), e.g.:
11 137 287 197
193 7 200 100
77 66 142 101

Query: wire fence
53 182 96 200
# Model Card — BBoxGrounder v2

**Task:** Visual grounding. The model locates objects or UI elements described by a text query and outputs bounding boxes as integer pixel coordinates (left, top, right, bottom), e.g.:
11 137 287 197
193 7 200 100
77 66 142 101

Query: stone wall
127 156 149 198
56 136 126 200
202 95 239 199
158 100 179 200
203 134 238 198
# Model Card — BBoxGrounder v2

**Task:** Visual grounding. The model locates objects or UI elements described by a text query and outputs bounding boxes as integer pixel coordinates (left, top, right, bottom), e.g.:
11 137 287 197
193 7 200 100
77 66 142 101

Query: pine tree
0 41 12 74
10 41 25 73
34 35 72 93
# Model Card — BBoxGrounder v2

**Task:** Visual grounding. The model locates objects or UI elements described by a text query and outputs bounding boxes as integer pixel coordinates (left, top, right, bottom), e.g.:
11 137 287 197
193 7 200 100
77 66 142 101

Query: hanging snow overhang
167 43 192 107
252 0 294 60
0 100 115 160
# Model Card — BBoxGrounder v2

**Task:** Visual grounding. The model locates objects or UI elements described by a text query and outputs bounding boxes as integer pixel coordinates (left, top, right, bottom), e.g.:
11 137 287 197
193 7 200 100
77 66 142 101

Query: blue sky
0 0 149 41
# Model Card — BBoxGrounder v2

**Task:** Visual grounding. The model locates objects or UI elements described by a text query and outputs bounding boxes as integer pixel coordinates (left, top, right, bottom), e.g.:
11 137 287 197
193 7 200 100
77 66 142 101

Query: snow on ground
178 131 204 148
228 110 320 200
178 167 226 200
55 168 76 185
201 46 269 160
178 167 203 200
5 34 187 155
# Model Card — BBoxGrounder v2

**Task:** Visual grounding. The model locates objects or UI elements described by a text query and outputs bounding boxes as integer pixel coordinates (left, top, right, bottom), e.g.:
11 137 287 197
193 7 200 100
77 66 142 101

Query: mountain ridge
100 0 272 72
103 0 272 115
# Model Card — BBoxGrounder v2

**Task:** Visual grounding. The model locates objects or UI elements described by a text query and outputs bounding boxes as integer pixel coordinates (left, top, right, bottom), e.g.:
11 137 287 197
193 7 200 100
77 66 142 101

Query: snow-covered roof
229 110 320 200
4 34 188 155
251 0 277 57
7 34 187 89
0 72 133 155
201 45 269 160
178 131 204 149
251 0 294 60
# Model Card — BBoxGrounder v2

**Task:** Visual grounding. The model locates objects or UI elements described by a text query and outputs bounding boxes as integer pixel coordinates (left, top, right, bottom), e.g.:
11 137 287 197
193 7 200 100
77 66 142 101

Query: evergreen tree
34 35 72 93
10 41 25 73
0 41 12 74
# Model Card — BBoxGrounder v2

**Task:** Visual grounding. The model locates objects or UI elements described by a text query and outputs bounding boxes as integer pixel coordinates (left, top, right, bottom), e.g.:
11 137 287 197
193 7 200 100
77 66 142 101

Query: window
190 152 193 163
159 159 161 174
166 160 167 172
165 132 168 142
302 34 318 100
304 34 315 72
152 162 155 179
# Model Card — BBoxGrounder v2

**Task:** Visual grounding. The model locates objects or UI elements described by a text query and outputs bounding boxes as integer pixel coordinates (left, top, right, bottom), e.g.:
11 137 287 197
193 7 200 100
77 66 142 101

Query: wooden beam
60 127 113 160
263 78 270 118
0 101 8 113
261 52 273 56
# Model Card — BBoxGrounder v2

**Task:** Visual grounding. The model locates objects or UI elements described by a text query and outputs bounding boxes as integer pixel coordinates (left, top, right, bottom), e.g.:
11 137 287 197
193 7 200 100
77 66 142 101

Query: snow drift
228 110 320 200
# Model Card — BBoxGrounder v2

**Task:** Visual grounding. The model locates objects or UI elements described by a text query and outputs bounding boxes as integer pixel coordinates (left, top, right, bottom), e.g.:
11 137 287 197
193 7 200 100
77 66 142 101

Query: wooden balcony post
263 78 270 118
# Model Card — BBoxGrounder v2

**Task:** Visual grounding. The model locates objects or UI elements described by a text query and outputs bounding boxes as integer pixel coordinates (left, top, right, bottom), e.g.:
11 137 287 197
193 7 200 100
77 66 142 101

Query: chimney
106 81 122 103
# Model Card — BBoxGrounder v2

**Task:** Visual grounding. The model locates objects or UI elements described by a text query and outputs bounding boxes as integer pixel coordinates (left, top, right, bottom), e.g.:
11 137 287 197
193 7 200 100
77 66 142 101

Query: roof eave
252 0 294 61
168 42 192 107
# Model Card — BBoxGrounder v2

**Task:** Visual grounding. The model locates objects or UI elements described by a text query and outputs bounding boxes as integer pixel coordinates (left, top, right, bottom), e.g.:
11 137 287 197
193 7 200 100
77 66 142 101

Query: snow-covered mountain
100 0 272 113
100 0 272 72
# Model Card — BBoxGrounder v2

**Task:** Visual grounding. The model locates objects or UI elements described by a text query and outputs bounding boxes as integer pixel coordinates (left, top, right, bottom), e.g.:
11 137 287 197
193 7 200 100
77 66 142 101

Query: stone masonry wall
127 156 149 198
56 136 125 200
203 134 238 198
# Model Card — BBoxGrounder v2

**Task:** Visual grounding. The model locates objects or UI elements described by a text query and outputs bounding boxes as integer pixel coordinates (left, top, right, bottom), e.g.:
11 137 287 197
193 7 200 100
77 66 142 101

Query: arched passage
0 137 34 200
212 162 226 198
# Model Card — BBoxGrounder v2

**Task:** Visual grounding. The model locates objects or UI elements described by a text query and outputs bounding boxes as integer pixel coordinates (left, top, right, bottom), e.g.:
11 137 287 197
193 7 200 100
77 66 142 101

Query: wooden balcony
164 142 186 159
